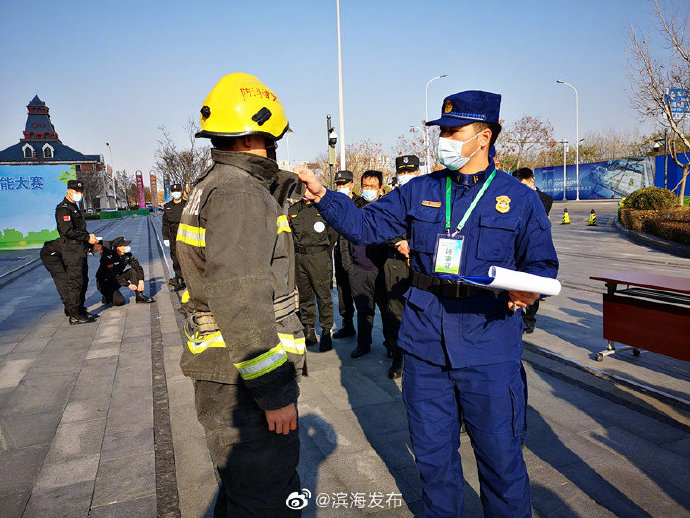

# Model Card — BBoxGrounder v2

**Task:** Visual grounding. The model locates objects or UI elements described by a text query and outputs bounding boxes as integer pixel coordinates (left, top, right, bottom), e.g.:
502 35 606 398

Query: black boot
69 314 95 325
304 326 318 346
388 350 404 379
333 319 356 339
136 293 155 303
318 330 333 352
350 344 370 358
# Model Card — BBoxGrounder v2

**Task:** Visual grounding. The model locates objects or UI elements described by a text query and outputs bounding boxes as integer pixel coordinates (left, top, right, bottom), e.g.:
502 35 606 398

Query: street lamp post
425 74 447 174
336 0 346 170
556 80 579 200
106 142 116 209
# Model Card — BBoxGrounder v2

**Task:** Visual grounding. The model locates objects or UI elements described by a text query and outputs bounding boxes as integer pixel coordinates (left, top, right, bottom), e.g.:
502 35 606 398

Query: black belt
295 244 329 254
410 270 494 299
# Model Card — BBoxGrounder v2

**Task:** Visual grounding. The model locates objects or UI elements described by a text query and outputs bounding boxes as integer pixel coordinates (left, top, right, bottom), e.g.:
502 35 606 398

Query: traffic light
327 114 338 166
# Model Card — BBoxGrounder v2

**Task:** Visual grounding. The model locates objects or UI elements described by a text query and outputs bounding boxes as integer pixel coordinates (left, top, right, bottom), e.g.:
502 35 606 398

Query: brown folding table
589 272 690 362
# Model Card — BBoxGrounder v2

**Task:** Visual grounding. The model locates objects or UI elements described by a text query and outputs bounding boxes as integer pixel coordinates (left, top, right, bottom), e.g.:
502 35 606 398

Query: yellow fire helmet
195 72 290 141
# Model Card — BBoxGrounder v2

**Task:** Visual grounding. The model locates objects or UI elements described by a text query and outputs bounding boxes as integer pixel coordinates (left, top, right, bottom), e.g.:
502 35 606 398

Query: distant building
0 95 112 209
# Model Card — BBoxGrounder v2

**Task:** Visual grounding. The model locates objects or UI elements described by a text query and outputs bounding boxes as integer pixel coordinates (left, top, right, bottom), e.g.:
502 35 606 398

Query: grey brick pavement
0 212 688 517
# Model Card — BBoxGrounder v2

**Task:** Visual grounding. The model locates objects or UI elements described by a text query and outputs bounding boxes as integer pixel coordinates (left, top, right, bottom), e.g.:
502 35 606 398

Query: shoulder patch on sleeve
63 215 71 221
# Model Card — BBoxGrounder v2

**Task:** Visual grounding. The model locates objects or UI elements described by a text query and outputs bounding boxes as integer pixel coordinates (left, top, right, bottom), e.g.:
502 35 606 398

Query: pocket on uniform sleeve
476 214 518 261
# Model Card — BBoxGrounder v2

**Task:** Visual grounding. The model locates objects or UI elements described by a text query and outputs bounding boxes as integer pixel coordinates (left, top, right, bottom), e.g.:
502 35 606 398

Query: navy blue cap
426 90 501 128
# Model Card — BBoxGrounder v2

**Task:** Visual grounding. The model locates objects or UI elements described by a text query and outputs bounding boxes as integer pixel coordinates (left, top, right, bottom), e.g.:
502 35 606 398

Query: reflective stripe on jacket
177 150 305 411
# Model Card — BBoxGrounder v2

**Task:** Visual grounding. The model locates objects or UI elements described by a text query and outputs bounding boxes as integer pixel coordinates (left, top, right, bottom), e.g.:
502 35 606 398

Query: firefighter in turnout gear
177 72 305 517
54 179 99 324
162 183 187 290
288 198 338 351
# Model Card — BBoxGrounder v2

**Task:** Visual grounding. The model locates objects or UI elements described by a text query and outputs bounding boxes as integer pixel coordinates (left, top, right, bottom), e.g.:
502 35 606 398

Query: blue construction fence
533 152 689 201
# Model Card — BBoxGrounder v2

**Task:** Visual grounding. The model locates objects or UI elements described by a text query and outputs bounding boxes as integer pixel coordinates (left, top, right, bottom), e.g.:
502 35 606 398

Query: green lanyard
445 169 496 236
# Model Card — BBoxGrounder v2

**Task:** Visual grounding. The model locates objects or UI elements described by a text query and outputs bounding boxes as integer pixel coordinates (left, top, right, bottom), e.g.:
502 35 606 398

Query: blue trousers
402 353 531 518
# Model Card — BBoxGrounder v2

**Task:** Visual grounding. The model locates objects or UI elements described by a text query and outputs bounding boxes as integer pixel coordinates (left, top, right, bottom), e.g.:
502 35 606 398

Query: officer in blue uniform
296 91 558 517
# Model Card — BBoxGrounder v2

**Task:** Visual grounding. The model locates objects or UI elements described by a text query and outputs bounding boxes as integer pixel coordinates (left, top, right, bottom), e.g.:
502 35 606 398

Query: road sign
665 88 689 117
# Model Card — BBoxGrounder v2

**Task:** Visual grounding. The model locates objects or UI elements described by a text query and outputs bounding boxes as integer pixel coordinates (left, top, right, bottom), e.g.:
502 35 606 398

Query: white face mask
337 186 351 196
362 189 378 202
397 174 414 186
171 191 182 200
124 246 132 253
437 132 482 171
72 192 82 203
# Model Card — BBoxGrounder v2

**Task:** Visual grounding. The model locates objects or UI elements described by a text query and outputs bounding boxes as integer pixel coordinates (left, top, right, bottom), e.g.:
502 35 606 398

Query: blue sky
0 0 669 176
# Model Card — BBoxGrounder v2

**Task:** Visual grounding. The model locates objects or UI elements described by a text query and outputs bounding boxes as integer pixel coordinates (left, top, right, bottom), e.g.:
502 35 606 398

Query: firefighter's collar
211 149 279 189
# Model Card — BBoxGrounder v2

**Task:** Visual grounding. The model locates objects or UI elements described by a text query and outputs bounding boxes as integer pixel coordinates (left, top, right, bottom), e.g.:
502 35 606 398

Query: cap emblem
443 100 453 114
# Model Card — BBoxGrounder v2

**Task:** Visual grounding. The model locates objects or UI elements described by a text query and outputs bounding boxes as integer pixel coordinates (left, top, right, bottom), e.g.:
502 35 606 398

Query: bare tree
628 0 690 205
153 117 212 189
393 125 440 170
497 115 556 171
114 170 138 208
311 139 393 189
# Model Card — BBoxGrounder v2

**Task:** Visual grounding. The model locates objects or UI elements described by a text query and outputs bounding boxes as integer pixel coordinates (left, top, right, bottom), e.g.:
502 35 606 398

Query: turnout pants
402 354 530 518
348 267 391 348
62 245 88 317
40 246 68 309
295 251 334 331
193 380 301 518
97 268 142 306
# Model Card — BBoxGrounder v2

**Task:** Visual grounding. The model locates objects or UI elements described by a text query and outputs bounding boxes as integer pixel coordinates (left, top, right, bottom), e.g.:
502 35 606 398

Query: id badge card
433 234 464 276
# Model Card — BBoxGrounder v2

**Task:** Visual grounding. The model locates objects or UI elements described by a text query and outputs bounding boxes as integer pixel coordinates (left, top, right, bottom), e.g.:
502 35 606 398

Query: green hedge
624 187 678 210
620 206 690 246
99 209 149 219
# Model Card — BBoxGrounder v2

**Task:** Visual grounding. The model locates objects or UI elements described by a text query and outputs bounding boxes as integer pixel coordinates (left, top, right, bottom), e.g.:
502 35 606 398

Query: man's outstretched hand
294 166 326 202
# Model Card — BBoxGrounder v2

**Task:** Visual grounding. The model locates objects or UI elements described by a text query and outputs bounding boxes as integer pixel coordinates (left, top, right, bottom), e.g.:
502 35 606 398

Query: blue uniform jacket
315 160 559 368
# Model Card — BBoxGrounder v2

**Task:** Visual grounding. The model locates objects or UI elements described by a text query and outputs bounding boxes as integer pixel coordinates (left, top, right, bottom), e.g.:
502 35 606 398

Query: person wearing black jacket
95 236 155 306
162 183 187 290
55 180 99 324
346 170 393 359
332 170 365 340
512 167 553 333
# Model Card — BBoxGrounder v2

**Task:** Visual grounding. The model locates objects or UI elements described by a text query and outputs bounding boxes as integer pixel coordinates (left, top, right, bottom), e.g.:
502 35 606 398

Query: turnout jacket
96 242 144 285
177 150 306 411
55 198 89 249
161 198 187 242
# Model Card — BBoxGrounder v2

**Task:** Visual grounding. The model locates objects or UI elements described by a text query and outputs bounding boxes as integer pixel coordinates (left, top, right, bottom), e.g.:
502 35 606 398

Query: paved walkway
0 213 688 517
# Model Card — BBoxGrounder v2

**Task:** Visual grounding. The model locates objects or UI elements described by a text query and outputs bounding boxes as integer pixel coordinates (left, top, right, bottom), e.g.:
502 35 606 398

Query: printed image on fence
0 164 76 250
534 156 655 200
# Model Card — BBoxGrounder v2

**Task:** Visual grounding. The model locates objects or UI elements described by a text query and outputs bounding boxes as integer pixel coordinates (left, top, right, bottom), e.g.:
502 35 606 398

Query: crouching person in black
95 236 155 306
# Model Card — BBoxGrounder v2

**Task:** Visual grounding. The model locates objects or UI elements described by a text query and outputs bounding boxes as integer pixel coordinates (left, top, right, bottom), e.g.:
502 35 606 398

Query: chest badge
313 221 325 233
495 196 511 213
422 200 441 208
